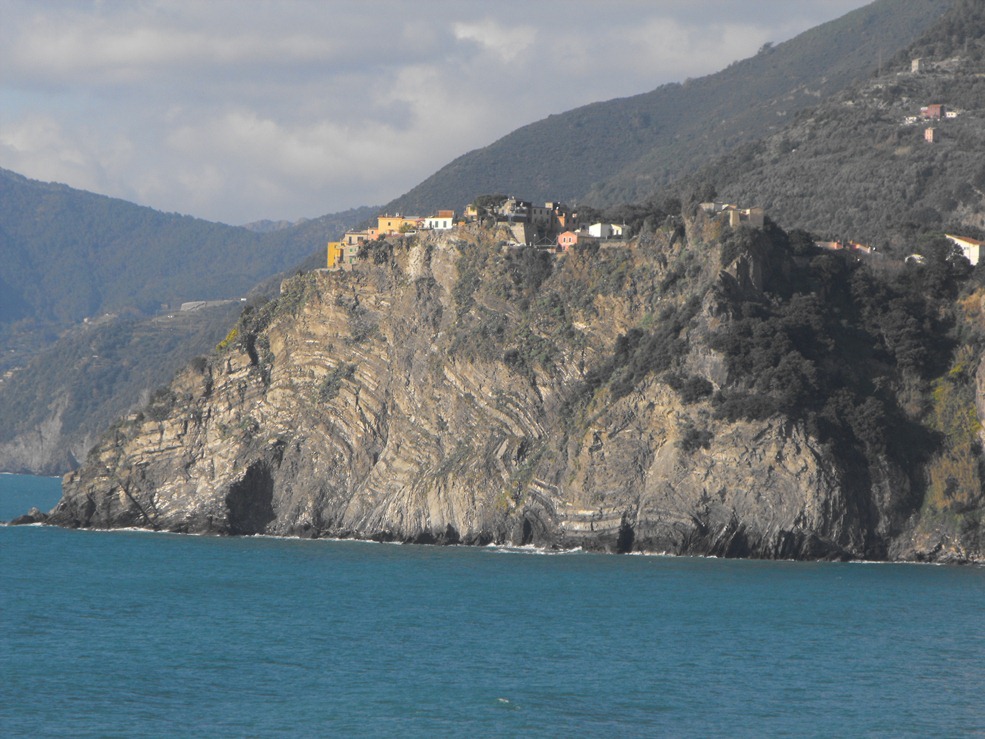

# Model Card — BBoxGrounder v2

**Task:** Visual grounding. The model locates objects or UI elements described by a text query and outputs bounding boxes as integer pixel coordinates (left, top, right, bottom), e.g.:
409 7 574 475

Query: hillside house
546 201 577 230
342 230 372 246
327 240 360 270
327 241 342 269
946 234 983 266
700 202 765 228
377 214 422 235
557 230 597 252
728 207 764 229
587 223 628 239
925 127 939 143
529 204 553 228
423 210 456 230
921 104 946 120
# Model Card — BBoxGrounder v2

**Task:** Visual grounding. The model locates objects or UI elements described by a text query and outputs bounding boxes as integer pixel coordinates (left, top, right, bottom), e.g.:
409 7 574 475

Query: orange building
557 231 597 252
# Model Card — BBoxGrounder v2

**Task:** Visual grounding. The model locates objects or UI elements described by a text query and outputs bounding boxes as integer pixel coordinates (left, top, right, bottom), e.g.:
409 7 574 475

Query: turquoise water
2 474 984 737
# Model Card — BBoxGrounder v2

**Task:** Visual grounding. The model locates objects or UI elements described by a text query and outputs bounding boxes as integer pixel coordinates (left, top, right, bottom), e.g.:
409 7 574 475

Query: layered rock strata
44 227 985 561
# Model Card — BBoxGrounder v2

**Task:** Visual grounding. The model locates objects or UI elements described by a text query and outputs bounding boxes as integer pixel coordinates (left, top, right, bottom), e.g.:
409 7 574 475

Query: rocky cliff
40 218 985 561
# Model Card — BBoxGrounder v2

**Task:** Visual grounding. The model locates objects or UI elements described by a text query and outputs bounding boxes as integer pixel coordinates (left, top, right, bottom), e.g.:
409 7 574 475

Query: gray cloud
0 0 870 224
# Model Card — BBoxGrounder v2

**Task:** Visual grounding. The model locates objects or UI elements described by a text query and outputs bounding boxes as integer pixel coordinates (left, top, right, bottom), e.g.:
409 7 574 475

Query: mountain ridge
384 0 952 216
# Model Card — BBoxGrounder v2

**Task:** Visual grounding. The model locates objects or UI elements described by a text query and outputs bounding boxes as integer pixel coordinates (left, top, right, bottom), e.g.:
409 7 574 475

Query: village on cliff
326 196 768 270
327 193 982 271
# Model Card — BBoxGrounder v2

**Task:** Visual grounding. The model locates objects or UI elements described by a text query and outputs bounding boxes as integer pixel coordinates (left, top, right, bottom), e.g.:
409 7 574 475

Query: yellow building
327 240 361 270
377 214 421 234
327 241 344 270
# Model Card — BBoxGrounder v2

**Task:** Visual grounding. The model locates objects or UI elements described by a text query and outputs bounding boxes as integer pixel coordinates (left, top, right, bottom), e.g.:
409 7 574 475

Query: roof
946 234 985 247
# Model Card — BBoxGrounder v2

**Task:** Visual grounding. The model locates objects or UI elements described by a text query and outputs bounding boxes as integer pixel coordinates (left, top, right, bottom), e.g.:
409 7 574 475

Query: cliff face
46 223 985 561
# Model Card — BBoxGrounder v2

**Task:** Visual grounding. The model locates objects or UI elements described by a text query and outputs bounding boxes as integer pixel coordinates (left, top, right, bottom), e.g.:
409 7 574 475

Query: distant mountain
241 218 311 233
0 169 374 473
384 0 952 216
684 0 985 249
0 168 373 329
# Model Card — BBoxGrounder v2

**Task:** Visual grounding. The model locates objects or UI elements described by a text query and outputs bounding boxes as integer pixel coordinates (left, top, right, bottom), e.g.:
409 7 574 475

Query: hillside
383 0 951 216
29 213 985 562
684 0 985 250
0 303 242 473
0 168 374 473
0 167 374 334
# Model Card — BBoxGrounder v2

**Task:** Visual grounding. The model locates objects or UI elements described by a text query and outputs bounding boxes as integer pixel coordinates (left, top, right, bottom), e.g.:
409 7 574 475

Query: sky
0 0 872 225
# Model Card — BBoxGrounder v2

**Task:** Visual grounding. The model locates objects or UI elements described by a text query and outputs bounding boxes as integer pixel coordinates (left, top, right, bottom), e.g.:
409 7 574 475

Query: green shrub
318 363 357 402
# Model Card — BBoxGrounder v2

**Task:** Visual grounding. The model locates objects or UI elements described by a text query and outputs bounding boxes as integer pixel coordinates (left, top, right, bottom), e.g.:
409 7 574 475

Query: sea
1 473 983 737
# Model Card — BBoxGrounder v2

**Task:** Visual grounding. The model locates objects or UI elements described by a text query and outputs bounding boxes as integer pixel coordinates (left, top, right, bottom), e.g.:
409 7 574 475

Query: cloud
0 0 873 224
0 113 135 198
453 20 537 63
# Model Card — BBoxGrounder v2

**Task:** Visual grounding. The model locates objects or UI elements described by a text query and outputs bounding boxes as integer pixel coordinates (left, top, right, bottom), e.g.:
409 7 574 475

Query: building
557 230 597 252
327 241 343 269
326 240 361 270
342 230 372 246
546 201 576 230
377 214 421 235
699 202 765 228
423 210 456 230
921 104 946 120
587 223 628 239
728 207 764 229
528 204 554 229
496 197 531 223
946 234 983 266
925 127 938 143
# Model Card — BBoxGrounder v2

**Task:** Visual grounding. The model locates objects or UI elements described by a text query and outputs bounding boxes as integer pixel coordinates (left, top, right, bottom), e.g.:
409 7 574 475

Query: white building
423 210 456 230
587 223 628 239
946 234 983 266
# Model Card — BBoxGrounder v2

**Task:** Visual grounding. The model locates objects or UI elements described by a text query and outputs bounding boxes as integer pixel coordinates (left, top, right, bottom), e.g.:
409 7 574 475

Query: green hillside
685 0 985 250
384 0 951 216
0 168 373 328
0 169 373 473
